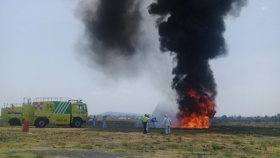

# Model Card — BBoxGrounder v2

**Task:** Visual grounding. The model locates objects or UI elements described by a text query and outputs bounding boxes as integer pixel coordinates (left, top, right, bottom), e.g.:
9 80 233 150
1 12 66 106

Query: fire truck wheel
35 118 47 128
9 118 20 126
73 118 82 128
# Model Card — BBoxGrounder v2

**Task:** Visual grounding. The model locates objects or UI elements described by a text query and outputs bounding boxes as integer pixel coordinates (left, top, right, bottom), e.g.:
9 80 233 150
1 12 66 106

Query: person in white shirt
103 115 107 128
162 114 171 134
92 115 97 127
146 114 151 133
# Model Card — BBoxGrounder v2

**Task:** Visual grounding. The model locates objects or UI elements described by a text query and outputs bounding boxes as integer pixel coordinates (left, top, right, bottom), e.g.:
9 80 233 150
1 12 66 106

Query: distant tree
221 115 228 122
255 118 262 123
221 115 228 119
237 115 242 120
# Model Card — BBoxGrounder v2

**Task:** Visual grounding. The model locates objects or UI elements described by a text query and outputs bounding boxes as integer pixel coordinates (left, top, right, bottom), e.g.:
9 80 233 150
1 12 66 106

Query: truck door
22 104 35 124
1 108 8 122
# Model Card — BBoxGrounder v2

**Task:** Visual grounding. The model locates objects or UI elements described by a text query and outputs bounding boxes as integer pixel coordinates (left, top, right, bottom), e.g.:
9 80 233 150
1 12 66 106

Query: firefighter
163 114 171 134
151 117 158 128
102 115 107 128
92 115 97 127
146 114 151 133
142 114 148 134
86 117 90 125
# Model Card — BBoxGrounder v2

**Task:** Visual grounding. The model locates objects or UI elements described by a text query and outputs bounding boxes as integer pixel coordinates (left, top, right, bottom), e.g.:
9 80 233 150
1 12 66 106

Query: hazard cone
22 120 30 132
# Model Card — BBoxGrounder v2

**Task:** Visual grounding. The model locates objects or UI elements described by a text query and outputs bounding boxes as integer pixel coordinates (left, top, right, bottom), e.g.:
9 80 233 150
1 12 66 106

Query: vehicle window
77 104 87 111
83 104 87 112
77 105 82 110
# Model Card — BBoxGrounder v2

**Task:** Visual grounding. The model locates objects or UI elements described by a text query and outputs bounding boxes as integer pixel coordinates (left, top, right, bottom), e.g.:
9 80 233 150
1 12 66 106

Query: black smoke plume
148 0 247 120
77 0 144 78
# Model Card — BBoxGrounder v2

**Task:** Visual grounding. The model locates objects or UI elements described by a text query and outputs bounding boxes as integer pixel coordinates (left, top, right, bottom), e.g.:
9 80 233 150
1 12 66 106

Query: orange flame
177 89 216 128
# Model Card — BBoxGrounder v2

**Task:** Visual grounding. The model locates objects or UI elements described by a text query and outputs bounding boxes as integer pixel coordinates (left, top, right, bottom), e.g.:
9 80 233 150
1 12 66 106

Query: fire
178 113 210 128
177 89 216 128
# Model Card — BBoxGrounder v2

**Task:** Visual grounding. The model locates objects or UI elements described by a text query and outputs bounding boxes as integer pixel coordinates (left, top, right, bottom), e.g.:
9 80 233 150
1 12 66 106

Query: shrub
211 143 222 150
233 140 242 145
249 141 255 145
167 143 179 149
224 151 233 157
122 142 128 146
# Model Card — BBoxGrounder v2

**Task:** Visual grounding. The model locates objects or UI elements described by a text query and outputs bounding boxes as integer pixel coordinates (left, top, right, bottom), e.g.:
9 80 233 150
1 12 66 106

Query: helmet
165 114 168 117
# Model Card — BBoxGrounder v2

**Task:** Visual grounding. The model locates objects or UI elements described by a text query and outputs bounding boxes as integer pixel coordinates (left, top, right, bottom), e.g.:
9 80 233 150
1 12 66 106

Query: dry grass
0 119 280 158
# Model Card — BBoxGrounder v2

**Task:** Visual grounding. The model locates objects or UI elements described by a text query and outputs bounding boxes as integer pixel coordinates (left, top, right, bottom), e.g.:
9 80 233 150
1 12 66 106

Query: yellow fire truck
1 97 88 128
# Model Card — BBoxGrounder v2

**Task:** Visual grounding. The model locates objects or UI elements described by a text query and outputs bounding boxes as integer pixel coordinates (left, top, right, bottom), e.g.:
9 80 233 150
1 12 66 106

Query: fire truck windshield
77 104 87 112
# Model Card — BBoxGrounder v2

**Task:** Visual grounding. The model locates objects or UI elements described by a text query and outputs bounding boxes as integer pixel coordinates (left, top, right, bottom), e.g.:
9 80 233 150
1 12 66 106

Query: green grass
233 139 242 145
33 155 44 158
223 151 233 157
258 141 268 151
249 140 255 145
82 144 93 149
1 120 280 158
167 143 179 149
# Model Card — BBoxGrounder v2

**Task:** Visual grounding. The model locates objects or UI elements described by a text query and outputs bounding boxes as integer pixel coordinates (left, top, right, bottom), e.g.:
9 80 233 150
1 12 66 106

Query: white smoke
150 99 178 128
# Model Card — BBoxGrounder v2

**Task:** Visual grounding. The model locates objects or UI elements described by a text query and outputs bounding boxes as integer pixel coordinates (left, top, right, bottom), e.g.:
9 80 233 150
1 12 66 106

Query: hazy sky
0 0 279 117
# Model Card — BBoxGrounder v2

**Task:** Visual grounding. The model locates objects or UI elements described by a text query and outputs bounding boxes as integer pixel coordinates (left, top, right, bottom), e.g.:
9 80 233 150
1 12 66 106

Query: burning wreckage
77 0 248 129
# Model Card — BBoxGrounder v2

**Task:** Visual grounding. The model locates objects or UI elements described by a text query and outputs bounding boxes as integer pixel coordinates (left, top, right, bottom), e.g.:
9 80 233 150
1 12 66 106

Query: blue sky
1 0 280 117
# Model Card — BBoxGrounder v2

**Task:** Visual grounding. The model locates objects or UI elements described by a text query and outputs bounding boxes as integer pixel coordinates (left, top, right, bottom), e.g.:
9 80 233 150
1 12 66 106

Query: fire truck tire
16 119 21 126
72 118 82 128
9 118 21 126
35 118 47 128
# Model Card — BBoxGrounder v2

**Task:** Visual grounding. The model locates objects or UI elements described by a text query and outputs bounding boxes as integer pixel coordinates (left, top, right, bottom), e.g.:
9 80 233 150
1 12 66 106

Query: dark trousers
142 122 147 134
